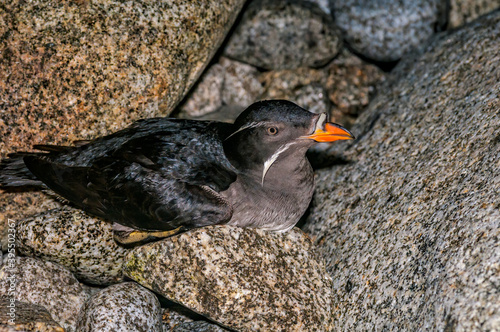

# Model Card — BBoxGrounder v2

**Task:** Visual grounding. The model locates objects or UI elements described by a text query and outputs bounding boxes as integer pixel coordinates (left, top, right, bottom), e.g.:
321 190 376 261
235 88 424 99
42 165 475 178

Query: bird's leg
113 226 183 245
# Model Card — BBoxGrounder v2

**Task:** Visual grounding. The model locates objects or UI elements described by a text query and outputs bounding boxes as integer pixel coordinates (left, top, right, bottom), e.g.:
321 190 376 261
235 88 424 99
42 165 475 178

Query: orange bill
303 122 355 142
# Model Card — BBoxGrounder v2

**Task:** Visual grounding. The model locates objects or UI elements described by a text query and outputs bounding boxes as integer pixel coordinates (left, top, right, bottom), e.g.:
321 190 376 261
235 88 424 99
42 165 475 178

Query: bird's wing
24 121 237 231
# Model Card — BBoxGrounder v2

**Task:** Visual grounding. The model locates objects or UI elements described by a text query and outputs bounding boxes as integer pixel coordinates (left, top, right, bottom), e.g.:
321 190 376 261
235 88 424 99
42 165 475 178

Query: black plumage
1 100 353 240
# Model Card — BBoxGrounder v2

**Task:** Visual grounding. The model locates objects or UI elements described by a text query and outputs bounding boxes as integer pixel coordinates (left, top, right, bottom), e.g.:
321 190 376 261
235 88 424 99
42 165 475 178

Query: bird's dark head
224 100 354 184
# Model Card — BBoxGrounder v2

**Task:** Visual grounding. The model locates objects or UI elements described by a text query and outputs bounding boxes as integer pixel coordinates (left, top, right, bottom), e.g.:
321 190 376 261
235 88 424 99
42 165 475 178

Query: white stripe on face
225 122 263 141
261 141 296 185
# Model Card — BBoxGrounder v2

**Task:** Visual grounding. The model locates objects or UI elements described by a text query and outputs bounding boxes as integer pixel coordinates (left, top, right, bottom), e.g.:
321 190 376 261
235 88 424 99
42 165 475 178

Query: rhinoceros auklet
0 100 354 243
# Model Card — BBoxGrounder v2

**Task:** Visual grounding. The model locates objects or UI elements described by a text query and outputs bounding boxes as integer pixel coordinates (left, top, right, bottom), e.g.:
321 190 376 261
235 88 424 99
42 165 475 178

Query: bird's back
3 118 238 231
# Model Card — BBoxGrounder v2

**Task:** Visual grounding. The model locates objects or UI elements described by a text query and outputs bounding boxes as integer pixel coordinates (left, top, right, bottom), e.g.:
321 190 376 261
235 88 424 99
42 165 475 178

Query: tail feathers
0 153 46 188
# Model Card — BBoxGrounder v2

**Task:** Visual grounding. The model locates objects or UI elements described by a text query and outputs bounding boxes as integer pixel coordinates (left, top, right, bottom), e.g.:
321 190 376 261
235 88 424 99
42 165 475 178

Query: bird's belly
222 179 314 232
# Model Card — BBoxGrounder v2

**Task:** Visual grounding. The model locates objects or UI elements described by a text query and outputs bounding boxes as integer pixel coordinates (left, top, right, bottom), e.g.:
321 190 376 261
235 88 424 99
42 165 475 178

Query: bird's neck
238 146 313 190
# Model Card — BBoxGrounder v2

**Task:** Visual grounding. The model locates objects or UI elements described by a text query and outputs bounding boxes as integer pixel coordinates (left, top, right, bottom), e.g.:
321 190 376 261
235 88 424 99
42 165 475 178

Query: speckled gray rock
76 282 162 332
16 205 129 285
0 297 64 332
172 321 228 332
224 0 342 70
0 257 90 332
304 11 500 331
449 0 500 28
178 57 263 119
326 48 386 126
124 226 334 332
331 0 446 62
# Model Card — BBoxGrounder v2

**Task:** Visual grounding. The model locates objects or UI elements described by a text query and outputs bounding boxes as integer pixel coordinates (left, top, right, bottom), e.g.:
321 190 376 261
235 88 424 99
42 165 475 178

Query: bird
0 100 354 244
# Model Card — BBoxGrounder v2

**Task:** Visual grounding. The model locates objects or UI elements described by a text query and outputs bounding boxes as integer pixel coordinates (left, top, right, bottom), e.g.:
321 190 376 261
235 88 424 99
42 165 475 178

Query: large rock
331 0 446 62
224 0 342 70
0 257 90 332
0 0 246 238
0 0 245 155
304 11 500 331
124 226 334 332
16 206 129 285
76 282 162 332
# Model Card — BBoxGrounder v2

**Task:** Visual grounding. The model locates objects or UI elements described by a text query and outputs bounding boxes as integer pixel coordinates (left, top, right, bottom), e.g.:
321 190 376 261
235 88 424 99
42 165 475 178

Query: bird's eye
267 127 278 135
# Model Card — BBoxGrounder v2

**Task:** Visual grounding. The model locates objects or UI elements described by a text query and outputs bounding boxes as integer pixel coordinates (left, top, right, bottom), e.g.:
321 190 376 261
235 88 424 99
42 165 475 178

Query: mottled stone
449 0 500 28
172 321 228 332
0 257 90 332
331 0 446 62
304 11 500 330
76 282 162 332
259 67 329 114
16 205 129 285
0 297 64 332
0 0 246 240
178 57 263 119
124 226 334 332
326 49 386 127
0 0 245 156
224 0 342 70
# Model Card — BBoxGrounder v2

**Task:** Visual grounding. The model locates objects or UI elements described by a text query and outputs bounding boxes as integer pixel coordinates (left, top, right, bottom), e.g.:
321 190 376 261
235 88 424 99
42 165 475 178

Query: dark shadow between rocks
156 294 238 332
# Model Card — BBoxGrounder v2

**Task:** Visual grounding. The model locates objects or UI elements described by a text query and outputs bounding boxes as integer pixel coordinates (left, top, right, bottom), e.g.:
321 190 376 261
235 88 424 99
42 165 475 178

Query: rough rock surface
325 49 386 126
0 0 245 155
224 0 341 70
178 57 263 119
0 0 246 241
331 0 446 62
0 297 64 332
0 257 90 332
16 206 129 285
259 67 329 115
449 0 500 28
124 226 334 332
304 11 500 331
76 282 162 332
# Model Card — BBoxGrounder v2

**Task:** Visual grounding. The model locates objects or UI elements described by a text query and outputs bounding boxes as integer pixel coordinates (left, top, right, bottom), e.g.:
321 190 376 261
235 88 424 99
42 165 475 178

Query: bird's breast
222 159 315 231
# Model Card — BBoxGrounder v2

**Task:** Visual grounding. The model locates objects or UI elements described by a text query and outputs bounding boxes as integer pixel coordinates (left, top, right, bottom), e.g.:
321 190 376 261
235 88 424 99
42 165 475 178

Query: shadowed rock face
331 0 446 62
224 0 342 70
304 11 500 331
124 226 335 332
